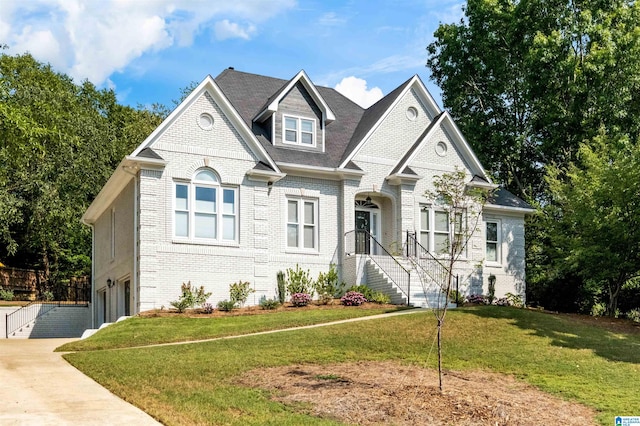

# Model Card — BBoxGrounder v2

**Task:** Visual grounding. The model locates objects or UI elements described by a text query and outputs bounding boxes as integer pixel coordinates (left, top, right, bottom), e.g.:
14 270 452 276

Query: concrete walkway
0 338 161 425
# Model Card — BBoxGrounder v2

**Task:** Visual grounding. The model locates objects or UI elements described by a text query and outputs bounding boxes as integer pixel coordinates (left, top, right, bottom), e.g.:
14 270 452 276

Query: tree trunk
437 317 443 392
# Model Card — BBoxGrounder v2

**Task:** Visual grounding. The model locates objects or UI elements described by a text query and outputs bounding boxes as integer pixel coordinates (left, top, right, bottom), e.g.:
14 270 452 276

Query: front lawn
58 304 407 351
62 306 640 425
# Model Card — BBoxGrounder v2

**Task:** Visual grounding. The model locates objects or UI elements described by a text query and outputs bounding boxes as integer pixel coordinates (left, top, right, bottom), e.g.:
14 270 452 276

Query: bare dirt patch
239 361 598 425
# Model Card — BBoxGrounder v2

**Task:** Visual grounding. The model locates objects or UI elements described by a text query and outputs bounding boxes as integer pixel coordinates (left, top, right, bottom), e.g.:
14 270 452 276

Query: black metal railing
345 230 411 304
5 283 90 338
405 231 452 293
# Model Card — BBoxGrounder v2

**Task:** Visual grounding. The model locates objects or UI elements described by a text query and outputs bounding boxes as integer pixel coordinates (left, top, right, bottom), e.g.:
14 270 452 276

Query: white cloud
214 20 256 41
318 12 346 26
0 0 296 85
335 76 383 108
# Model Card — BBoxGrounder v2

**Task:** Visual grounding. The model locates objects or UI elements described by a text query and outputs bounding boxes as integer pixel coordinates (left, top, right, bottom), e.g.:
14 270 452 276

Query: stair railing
5 284 90 338
405 231 452 295
345 230 411 305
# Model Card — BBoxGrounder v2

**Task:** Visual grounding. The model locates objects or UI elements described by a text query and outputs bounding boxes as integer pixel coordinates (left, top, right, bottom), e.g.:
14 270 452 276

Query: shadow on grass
460 306 640 364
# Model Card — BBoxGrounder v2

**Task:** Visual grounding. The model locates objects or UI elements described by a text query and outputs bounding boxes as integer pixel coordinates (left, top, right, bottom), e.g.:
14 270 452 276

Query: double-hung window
287 198 318 250
486 221 500 263
174 169 238 243
419 206 466 256
284 115 315 146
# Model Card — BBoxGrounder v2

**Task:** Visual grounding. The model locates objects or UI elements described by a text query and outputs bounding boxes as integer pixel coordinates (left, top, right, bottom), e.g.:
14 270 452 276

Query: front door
124 280 131 316
355 210 371 254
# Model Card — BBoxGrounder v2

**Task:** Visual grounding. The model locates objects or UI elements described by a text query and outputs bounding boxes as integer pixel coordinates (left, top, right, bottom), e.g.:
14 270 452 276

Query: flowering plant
466 294 487 305
201 302 214 314
291 292 312 307
340 291 367 306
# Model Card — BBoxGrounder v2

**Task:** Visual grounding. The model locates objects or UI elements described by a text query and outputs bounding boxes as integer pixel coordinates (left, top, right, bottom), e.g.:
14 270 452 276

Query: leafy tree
0 52 166 282
424 168 490 391
427 0 640 202
546 132 640 316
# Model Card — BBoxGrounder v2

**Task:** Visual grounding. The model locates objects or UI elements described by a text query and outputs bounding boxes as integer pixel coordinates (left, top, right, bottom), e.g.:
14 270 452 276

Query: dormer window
284 115 315 147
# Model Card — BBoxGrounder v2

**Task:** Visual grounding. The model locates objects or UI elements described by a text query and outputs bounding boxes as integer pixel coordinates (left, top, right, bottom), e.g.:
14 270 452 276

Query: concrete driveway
0 338 161 425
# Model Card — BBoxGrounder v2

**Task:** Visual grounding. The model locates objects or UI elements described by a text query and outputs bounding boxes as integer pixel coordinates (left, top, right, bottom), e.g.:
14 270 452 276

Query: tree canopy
0 51 165 281
427 0 640 315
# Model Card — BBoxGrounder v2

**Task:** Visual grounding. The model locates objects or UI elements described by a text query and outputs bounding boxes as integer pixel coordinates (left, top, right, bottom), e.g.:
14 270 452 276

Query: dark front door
355 210 371 254
124 280 131 316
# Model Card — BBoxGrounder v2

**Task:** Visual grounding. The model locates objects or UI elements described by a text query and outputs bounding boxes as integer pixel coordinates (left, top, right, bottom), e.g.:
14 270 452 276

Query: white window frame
485 220 501 265
283 115 316 147
286 197 319 252
419 205 467 258
173 169 238 244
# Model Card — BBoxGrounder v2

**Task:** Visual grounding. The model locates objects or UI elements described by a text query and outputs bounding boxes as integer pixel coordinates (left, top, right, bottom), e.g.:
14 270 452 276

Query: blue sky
0 0 464 109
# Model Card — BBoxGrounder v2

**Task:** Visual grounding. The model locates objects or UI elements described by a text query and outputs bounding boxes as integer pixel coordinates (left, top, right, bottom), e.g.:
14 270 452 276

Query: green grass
62 306 640 425
57 306 407 351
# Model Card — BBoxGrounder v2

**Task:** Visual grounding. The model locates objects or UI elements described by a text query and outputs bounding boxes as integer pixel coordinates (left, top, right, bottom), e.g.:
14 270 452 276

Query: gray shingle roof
488 187 534 210
137 147 164 160
215 68 365 169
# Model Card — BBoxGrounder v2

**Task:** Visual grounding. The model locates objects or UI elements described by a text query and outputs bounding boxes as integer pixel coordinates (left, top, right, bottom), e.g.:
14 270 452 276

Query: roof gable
131 75 279 173
253 70 336 123
339 75 441 168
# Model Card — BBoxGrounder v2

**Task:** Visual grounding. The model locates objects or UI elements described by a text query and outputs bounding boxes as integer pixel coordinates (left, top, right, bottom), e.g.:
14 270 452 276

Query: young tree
424 168 491 391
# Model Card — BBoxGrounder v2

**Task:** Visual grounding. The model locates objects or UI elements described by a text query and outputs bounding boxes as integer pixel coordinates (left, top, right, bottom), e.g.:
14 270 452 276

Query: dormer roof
253 70 336 124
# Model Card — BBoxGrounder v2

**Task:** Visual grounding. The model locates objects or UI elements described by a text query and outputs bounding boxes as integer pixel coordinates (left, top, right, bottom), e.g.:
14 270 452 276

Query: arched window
174 168 238 242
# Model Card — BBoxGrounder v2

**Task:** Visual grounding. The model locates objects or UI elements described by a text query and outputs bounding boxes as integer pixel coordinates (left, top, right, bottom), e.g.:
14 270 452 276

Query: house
82 68 534 326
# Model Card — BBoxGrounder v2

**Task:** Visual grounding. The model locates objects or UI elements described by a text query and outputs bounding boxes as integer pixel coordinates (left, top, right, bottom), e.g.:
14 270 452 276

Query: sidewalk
0 338 161 425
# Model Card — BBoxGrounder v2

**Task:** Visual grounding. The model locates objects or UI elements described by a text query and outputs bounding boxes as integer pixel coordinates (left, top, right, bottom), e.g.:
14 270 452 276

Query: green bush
627 308 640 323
487 274 496 305
276 271 286 304
41 290 54 301
286 264 314 296
259 297 280 310
0 288 14 301
591 301 607 317
448 290 465 305
229 280 254 306
314 264 343 304
368 291 391 304
505 292 524 308
347 285 374 301
217 299 236 312
170 282 212 313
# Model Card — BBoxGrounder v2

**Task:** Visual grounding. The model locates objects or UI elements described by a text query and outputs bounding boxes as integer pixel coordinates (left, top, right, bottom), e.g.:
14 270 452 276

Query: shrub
314 264 343 304
0 288 14 301
487 274 496 305
229 280 255 306
448 289 465 305
466 294 486 304
217 299 236 312
627 308 640 323
41 290 54 301
290 292 312 307
368 291 390 304
170 282 212 313
276 271 286 304
505 292 524 308
286 264 314 296
341 291 367 306
495 297 510 306
591 301 607 317
347 285 374 301
201 303 214 314
259 298 280 310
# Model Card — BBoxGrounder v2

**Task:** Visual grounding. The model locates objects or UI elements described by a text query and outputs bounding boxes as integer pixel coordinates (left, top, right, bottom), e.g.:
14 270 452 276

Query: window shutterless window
419 206 467 256
486 221 499 262
287 198 318 250
174 169 238 243
283 115 315 146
